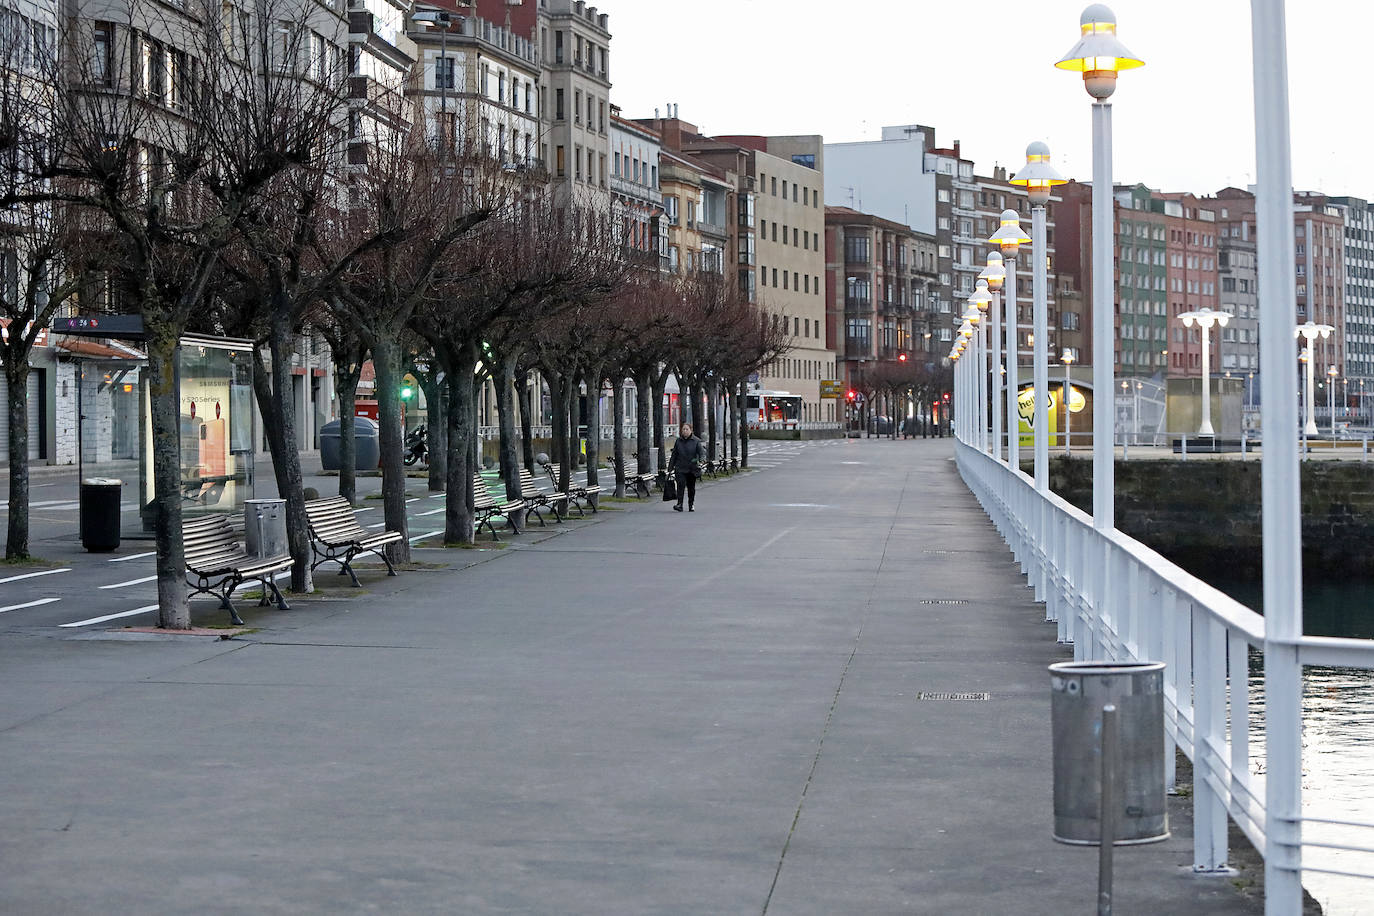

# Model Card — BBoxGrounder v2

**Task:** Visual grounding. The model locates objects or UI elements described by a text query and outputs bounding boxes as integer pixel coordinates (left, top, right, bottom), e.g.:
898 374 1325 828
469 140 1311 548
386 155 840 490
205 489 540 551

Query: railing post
1193 614 1230 872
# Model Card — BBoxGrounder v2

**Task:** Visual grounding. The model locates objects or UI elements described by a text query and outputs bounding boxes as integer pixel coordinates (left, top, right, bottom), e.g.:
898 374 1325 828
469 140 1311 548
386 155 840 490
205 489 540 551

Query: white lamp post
1011 143 1069 489
969 280 994 453
1060 349 1075 455
1296 320 1334 436
980 253 1007 462
1057 4 1142 529
987 210 1031 477
1178 307 1233 436
1327 365 1339 436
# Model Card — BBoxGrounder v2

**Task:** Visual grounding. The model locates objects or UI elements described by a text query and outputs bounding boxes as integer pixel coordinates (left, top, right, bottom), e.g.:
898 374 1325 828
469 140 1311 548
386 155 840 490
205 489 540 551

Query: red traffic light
846 389 856 401
942 392 951 402
898 353 907 362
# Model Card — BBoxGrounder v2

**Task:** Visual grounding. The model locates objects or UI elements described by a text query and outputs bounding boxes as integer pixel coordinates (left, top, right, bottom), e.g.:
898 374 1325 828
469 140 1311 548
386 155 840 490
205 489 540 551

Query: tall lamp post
1296 320 1334 436
969 280 994 452
987 210 1031 475
1010 144 1068 490
1327 366 1339 436
1061 349 1075 455
962 305 986 449
1178 307 1232 436
1057 3 1143 529
980 253 1007 461
412 10 455 146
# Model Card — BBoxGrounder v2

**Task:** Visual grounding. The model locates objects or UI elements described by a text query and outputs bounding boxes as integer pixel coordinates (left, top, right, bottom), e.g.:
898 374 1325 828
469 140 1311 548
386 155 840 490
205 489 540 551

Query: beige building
537 0 611 210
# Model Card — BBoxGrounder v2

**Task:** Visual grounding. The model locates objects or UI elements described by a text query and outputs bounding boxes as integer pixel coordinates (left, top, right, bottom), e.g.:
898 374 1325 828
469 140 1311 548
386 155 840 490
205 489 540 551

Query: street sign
819 379 844 399
52 315 146 340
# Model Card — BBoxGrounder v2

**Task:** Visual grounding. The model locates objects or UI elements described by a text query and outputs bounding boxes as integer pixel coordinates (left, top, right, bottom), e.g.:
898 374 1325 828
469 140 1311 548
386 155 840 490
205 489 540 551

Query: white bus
744 390 802 429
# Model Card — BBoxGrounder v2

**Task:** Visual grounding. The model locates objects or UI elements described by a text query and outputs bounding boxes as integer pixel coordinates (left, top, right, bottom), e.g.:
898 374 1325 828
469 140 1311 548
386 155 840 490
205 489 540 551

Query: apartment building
825 207 939 388
1213 204 1260 388
536 0 611 209
407 3 540 167
347 0 417 165
608 110 664 270
1326 196 1374 387
974 170 1062 365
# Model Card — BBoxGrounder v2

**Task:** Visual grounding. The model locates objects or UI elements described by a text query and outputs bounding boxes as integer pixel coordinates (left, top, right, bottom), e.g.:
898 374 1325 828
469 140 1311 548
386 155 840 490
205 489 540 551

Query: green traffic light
400 386 414 400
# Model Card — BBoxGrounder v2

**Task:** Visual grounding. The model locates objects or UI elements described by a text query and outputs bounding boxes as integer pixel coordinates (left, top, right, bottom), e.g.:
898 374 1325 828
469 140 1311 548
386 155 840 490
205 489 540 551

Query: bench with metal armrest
183 515 292 626
605 457 656 498
473 474 526 540
542 462 600 514
516 467 568 525
304 496 404 587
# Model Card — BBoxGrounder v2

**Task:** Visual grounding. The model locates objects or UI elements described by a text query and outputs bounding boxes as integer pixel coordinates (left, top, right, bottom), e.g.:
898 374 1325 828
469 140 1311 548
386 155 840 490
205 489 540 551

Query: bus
745 390 803 429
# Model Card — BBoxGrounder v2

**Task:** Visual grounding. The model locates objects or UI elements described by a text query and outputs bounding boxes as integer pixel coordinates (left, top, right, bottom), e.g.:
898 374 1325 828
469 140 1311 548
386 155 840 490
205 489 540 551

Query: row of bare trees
0 0 791 628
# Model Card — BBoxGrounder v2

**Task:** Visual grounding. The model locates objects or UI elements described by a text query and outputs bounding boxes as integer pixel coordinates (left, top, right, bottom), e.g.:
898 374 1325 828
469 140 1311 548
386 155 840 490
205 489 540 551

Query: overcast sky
607 0 1365 203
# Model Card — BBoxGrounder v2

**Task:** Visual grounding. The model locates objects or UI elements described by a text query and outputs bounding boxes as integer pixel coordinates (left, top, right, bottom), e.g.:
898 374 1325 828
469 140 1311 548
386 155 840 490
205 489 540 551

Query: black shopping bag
662 476 677 502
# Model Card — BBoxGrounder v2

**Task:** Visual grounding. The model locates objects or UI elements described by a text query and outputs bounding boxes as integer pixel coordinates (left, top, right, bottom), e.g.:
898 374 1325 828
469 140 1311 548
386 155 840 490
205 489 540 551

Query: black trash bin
320 417 380 471
80 478 123 552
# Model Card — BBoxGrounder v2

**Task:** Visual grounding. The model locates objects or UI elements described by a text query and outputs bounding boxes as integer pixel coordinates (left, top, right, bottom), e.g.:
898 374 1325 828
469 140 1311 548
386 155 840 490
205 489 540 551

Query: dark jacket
669 435 704 475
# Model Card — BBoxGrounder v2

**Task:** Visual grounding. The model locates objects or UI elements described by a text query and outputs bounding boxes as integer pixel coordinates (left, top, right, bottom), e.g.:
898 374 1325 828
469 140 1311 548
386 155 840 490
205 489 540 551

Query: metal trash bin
79 478 123 552
244 499 288 559
320 417 380 471
1049 661 1169 845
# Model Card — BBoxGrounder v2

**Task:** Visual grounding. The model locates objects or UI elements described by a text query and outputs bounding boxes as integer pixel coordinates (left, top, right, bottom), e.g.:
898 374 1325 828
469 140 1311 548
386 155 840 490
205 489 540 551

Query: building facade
536 0 611 209
609 110 664 269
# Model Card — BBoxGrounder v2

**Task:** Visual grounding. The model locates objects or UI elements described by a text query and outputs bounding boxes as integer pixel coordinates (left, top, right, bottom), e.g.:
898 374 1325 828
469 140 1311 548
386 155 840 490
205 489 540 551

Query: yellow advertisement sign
1016 385 1085 446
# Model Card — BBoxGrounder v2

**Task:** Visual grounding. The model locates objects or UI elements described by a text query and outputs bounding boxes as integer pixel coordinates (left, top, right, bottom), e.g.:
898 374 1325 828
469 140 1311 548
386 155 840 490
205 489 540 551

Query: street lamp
1011 143 1068 492
987 209 1031 475
412 9 456 148
1178 307 1232 436
1295 320 1334 436
1327 365 1339 436
969 280 993 452
980 254 1007 461
1058 3 1143 528
1061 349 1076 455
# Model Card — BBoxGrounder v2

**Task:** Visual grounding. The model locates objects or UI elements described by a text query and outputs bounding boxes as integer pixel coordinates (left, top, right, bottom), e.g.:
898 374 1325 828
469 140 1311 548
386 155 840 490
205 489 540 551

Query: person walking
669 422 704 512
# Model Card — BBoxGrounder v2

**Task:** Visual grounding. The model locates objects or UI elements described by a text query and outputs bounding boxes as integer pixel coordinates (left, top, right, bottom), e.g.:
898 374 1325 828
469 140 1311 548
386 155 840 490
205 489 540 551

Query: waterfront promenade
0 439 1265 913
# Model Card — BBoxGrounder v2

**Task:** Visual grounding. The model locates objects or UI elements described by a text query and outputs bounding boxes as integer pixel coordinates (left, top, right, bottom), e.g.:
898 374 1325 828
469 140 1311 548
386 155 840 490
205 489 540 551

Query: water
1212 576 1374 915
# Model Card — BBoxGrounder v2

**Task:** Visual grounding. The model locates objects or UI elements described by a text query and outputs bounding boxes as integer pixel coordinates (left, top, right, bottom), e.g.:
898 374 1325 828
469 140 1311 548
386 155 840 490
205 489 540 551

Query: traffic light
400 385 414 401
898 353 907 362
943 392 951 403
846 389 857 401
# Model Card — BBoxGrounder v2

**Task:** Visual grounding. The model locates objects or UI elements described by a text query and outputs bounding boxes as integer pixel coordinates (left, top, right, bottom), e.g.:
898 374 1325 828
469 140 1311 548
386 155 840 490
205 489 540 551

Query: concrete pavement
0 438 1265 914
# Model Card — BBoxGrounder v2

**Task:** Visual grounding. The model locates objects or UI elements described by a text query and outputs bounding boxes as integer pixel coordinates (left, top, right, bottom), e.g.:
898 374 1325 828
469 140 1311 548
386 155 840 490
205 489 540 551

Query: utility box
320 417 380 471
244 498 288 560
1049 660 1169 845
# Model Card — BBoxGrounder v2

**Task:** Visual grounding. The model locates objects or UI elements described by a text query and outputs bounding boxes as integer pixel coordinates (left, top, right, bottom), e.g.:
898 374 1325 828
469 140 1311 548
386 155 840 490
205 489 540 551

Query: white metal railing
953 436 1374 898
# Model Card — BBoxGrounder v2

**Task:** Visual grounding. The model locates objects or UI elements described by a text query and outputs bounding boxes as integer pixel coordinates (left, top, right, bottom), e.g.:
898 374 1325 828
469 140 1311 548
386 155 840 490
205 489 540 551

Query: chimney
993 165 1006 181
953 140 961 159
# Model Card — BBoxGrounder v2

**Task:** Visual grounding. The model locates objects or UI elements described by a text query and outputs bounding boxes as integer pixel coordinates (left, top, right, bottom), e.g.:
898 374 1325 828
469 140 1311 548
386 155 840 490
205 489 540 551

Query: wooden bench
473 473 526 540
304 496 404 587
605 457 656 498
543 462 600 515
183 515 293 626
516 467 568 525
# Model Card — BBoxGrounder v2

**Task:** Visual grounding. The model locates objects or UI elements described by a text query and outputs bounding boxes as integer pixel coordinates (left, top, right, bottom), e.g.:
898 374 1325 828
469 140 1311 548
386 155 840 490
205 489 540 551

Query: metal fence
954 437 1374 897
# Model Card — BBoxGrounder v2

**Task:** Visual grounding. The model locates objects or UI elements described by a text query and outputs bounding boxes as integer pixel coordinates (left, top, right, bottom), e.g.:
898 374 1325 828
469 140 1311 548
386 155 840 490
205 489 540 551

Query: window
555 145 565 177
574 89 582 123
771 177 778 196
794 317 800 336
845 235 871 264
92 22 114 85
574 144 582 180
782 180 788 198
555 89 565 120
555 30 564 63
436 55 454 90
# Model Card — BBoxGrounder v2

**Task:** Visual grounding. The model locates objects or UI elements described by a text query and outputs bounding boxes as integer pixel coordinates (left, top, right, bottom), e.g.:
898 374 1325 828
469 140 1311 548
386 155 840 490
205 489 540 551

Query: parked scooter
403 424 428 466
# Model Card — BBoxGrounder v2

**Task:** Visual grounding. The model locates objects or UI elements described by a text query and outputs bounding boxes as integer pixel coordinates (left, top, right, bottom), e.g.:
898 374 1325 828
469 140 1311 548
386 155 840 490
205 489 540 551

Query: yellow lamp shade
1055 5 1144 73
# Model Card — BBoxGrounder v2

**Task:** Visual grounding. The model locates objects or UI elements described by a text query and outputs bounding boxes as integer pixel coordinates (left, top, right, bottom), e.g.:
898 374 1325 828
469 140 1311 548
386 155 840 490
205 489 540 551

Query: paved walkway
0 439 1263 914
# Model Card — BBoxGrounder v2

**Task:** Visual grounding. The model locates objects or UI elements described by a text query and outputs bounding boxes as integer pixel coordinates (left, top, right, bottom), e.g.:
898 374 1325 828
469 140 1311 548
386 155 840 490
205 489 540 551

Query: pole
1200 324 1215 436
1304 347 1316 436
991 288 1003 462
1092 100 1115 529
1251 0 1304 909
980 321 989 453
1329 374 1335 437
1007 258 1020 473
1064 365 1072 456
1033 208 1049 493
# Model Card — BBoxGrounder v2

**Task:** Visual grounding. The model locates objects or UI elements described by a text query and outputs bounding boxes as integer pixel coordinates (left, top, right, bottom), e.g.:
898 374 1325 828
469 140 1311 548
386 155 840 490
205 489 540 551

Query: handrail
953 435 1374 898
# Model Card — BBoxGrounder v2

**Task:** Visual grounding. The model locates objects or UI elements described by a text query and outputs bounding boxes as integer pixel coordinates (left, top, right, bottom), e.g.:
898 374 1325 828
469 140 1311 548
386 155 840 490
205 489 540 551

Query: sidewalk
0 439 1264 914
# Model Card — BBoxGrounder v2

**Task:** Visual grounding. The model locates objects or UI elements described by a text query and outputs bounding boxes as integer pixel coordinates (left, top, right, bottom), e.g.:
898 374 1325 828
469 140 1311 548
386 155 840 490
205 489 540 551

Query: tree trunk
705 380 718 461
738 380 751 469
422 371 446 492
518 369 536 474
726 383 738 465
652 375 667 474
686 380 699 432
334 361 362 503
147 330 190 629
371 337 411 564
611 374 626 497
442 345 477 545
634 368 652 477
267 313 313 594
584 370 601 488
547 369 566 471
559 373 577 491
496 356 521 501
4 358 31 559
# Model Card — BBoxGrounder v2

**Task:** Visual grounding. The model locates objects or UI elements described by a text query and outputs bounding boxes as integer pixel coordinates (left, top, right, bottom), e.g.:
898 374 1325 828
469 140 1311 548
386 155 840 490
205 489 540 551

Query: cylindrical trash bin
320 417 380 472
244 499 288 559
79 478 123 552
1049 661 1169 845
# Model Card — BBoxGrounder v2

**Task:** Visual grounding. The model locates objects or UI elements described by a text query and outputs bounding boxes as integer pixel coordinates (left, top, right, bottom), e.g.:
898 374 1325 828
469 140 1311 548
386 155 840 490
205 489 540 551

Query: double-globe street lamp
1296 320 1334 437
1178 307 1233 436
1009 144 1067 491
1327 365 1339 437
1056 3 1142 529
962 299 988 450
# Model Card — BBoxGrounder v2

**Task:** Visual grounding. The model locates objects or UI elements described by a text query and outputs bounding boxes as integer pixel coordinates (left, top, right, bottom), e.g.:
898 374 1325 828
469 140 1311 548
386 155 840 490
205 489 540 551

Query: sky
605 0 1369 203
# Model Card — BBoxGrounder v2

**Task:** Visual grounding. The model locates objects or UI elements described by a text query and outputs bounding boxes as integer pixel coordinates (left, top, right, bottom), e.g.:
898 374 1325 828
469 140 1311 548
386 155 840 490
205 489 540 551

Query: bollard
1098 703 1119 916
1181 435 1187 461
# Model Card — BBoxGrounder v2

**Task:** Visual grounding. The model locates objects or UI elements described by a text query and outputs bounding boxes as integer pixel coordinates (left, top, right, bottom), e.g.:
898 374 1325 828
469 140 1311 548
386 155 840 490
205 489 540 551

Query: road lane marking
416 507 445 516
109 552 156 563
353 506 377 513
408 529 443 544
99 575 157 590
0 598 61 614
0 568 72 585
366 522 387 529
60 606 157 628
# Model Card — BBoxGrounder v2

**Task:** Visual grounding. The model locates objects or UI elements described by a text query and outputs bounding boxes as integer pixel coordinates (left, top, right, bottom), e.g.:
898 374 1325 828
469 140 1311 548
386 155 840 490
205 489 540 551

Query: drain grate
920 598 970 605
916 691 991 701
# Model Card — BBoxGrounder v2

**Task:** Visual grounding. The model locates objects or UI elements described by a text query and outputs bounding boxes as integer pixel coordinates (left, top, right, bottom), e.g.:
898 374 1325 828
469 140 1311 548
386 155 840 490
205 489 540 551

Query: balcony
845 297 871 314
